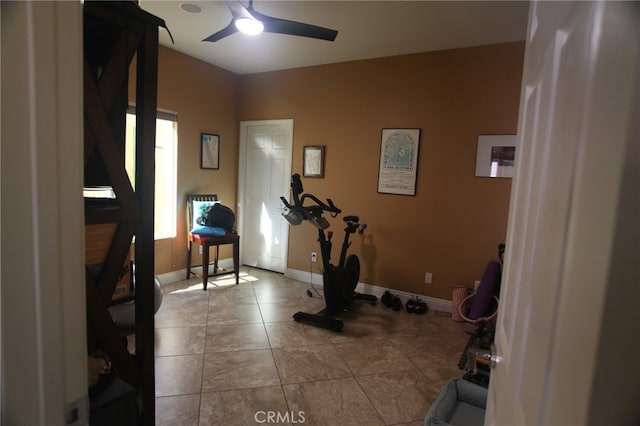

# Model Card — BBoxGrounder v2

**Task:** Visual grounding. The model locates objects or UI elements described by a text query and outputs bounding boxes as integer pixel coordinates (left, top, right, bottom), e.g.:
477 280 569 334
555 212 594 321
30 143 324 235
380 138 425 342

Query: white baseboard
156 270 186 285
285 267 452 313
157 258 234 286
285 268 324 286
159 265 452 313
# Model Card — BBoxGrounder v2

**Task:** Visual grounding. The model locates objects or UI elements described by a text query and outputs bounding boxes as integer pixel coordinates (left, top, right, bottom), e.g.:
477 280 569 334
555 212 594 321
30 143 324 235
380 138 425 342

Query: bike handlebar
300 194 341 215
280 174 341 229
288 174 341 215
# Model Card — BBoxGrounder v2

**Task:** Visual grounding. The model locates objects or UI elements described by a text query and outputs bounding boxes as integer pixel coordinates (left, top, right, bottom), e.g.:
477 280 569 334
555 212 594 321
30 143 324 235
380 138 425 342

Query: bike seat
343 215 359 223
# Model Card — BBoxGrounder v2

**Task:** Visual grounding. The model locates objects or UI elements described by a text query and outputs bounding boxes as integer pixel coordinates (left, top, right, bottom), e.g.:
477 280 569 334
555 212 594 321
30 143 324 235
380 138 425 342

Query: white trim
157 258 235 286
158 264 453 312
284 268 453 313
156 270 187 285
284 268 324 287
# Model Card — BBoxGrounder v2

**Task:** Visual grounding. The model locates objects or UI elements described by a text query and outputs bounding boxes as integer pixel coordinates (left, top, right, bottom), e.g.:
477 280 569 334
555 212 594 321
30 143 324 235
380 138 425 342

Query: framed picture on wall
201 133 219 170
377 128 421 195
475 135 517 178
303 145 325 178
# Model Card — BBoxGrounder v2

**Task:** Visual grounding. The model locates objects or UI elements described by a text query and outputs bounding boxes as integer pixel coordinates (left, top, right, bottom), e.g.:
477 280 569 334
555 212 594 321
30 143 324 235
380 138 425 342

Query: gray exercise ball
109 276 163 329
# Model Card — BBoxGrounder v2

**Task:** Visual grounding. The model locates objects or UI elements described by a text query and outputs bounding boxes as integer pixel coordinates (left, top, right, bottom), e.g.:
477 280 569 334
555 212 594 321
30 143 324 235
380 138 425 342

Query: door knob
476 344 502 369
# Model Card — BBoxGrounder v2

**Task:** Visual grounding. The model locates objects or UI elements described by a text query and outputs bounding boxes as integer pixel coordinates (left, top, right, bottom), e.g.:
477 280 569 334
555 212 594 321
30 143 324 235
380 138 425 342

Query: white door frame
237 119 294 272
1 2 88 423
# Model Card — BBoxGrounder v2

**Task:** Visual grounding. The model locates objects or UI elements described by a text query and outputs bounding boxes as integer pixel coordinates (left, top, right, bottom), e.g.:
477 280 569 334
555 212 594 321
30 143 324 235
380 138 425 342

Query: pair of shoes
406 297 429 314
382 291 403 311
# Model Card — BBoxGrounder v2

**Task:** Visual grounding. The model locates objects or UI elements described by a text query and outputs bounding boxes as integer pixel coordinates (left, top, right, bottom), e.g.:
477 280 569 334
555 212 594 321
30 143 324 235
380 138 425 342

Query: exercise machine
280 174 377 331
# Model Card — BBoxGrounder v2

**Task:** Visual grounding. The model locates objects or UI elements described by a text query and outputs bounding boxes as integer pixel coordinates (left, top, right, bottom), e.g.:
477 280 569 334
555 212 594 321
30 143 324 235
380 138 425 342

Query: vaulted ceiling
139 1 530 75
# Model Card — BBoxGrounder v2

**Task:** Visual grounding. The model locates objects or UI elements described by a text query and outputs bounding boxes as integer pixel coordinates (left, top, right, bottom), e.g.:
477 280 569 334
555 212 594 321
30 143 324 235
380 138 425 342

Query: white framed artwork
475 134 517 178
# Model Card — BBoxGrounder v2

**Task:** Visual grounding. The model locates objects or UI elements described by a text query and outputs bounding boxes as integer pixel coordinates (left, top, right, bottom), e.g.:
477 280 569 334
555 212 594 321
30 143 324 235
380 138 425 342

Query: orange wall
238 42 524 300
137 47 240 274
151 41 524 301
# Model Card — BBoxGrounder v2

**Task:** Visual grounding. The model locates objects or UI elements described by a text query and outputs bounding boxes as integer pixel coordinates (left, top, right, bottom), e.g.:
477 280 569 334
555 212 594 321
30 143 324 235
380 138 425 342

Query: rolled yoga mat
467 260 500 320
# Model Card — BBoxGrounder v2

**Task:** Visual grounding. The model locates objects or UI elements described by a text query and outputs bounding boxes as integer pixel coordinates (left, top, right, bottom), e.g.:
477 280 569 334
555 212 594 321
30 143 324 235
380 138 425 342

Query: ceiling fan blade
203 1 252 42
203 20 238 42
203 0 338 43
249 8 338 41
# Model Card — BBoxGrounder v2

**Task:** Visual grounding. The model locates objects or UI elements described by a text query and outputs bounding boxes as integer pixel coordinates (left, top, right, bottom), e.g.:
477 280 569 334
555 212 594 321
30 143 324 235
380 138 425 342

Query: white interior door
487 2 639 425
2 2 88 423
238 119 293 273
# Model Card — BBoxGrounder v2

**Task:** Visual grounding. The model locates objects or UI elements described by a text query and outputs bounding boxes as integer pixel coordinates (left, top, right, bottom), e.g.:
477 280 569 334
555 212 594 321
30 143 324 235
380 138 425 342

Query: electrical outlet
311 252 317 262
425 272 433 284
199 246 203 254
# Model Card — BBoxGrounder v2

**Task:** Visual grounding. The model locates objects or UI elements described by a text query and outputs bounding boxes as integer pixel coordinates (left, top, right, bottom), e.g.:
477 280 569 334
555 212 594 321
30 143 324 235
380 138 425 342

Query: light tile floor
152 267 467 425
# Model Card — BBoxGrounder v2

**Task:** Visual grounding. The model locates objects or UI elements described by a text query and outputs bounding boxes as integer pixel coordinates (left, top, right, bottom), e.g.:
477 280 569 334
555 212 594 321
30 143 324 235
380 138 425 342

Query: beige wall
152 41 524 301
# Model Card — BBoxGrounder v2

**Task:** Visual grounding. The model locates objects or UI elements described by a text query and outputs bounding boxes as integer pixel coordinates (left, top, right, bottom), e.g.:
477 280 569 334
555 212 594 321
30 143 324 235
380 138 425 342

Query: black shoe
406 298 416 313
414 297 428 315
391 296 402 311
382 291 393 308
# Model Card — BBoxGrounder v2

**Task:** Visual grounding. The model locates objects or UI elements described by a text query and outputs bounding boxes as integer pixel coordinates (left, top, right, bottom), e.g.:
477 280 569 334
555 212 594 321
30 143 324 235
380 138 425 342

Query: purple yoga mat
467 260 500 320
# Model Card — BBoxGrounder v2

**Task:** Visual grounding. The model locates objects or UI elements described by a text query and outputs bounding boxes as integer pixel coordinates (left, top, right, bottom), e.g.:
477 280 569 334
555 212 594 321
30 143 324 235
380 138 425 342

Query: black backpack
197 203 236 232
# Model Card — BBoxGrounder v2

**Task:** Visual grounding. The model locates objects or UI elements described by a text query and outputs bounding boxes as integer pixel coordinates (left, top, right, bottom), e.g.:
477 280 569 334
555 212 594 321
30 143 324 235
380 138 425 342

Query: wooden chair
186 194 240 289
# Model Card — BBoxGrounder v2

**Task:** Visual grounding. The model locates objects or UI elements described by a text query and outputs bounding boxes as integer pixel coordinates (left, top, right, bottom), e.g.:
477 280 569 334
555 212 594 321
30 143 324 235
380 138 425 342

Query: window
125 108 178 240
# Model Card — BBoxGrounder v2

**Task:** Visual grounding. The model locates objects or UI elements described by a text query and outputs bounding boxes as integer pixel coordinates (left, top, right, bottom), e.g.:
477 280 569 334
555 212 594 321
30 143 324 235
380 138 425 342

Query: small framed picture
303 145 325 178
201 133 219 170
475 135 517 178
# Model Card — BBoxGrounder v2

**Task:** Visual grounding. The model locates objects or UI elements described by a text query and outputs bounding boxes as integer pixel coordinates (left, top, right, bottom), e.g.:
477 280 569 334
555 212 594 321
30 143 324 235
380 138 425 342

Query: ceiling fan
203 0 338 43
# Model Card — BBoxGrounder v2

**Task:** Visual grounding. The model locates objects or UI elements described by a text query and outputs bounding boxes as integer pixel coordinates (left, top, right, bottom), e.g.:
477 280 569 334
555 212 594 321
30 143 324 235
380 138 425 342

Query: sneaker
414 297 428 315
406 298 416 313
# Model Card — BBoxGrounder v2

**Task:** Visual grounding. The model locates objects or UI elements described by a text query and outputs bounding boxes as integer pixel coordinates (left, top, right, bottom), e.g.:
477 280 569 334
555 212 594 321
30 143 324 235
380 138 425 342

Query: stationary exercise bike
280 174 377 332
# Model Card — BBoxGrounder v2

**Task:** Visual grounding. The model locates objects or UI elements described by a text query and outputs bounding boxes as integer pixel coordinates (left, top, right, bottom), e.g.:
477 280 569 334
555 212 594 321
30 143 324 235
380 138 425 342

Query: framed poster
475 135 517 178
201 133 219 170
377 128 421 195
303 145 325 178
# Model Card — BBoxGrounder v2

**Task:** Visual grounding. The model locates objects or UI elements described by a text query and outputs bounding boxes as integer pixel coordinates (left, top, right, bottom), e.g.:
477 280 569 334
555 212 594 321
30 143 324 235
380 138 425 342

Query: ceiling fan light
235 17 264 35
